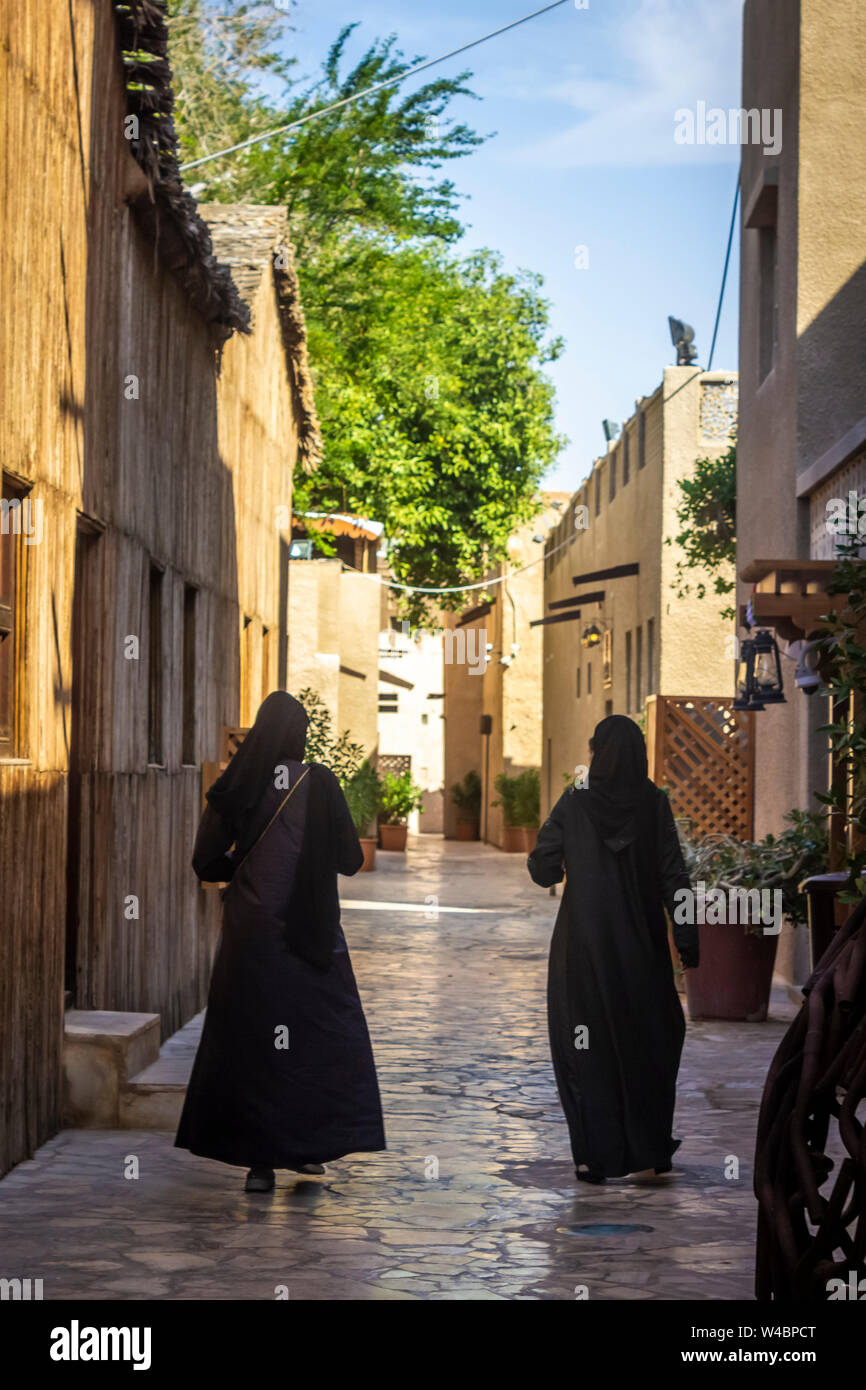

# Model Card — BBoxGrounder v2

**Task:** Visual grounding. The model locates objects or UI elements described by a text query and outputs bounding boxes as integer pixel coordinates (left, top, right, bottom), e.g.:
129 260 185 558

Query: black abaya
528 722 697 1178
176 710 386 1169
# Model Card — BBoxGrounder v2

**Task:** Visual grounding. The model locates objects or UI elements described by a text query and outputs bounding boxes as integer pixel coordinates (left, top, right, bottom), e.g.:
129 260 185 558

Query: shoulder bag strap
230 766 311 881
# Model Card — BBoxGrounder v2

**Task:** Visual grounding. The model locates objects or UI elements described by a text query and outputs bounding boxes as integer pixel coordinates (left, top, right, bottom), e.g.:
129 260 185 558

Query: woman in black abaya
528 715 697 1183
176 692 386 1192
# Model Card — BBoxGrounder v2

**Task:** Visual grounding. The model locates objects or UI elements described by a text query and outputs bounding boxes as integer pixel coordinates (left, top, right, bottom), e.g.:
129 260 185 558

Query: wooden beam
739 558 836 583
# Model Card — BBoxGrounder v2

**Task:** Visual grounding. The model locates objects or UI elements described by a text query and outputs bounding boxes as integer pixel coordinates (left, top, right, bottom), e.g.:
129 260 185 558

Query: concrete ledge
120 1083 186 1132
63 1011 160 1128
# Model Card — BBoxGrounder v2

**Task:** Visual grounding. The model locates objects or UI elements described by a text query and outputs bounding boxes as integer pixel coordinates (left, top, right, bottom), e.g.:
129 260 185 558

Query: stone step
63 1011 161 1128
120 1010 203 1131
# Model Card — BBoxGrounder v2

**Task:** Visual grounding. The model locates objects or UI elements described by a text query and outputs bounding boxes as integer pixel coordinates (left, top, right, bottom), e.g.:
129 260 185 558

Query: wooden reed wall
214 262 296 727
0 0 95 1177
0 1 300 1173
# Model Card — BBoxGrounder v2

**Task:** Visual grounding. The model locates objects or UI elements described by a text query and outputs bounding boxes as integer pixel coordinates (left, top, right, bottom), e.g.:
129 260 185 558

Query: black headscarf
585 714 654 848
206 691 309 832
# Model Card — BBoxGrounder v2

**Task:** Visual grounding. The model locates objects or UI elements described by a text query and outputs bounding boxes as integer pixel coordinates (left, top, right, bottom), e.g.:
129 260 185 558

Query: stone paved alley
0 839 798 1301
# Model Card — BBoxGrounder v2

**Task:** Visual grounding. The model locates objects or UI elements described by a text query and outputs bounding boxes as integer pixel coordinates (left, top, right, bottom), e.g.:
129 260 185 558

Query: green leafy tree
167 0 299 196
168 7 564 614
666 440 737 620
170 14 484 240
296 687 363 782
295 240 563 620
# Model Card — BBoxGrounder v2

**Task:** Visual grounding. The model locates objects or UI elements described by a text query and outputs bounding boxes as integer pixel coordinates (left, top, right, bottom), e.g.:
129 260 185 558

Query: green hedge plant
513 768 540 830
451 770 482 822
344 759 382 838
493 769 540 829
380 770 425 826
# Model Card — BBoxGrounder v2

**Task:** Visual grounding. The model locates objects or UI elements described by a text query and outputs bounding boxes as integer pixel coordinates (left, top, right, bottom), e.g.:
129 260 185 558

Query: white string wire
178 0 571 172
350 519 579 595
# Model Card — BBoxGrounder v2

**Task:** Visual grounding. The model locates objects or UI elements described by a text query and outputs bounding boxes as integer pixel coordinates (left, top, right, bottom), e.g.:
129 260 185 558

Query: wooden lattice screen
645 695 754 840
378 753 411 777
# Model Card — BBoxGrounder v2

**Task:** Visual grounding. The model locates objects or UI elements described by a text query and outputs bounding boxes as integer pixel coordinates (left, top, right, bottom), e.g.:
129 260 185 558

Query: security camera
795 661 821 696
786 640 822 696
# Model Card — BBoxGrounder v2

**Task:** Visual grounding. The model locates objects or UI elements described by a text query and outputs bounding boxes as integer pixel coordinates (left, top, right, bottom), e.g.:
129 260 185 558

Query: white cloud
501 0 744 168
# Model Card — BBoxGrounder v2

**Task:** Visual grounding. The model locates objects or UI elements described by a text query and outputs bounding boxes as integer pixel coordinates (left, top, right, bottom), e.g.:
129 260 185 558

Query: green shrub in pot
451 770 482 823
380 770 425 826
343 759 382 838
492 772 521 828
513 768 540 829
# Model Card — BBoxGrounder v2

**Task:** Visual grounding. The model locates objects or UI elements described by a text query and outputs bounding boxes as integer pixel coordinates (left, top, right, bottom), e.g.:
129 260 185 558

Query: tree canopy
666 440 737 621
168 2 565 618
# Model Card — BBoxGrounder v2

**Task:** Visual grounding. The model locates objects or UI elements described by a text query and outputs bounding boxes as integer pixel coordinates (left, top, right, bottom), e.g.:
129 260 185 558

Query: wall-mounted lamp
733 629 786 710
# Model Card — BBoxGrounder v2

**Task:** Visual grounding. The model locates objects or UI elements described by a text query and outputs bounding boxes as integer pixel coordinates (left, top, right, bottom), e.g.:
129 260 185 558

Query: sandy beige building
200 206 321 728
539 369 737 822
443 495 570 845
736 0 866 836
378 620 445 832
735 0 866 984
286 515 383 761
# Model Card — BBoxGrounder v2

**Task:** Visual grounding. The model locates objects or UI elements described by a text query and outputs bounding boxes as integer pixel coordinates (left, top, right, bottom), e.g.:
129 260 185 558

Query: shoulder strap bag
221 766 310 900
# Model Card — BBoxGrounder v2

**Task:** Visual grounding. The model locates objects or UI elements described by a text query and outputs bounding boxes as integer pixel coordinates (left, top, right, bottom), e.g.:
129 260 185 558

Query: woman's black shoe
244 1167 275 1192
576 1166 606 1184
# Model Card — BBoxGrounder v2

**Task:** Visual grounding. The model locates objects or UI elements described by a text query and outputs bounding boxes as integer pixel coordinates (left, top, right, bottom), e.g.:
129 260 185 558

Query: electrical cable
179 0 571 172
707 169 740 371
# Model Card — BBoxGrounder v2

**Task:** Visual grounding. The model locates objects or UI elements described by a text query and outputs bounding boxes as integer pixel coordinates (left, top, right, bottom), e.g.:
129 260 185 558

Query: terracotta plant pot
523 826 539 854
685 920 779 1021
379 822 408 852
359 838 377 872
455 819 479 841
502 825 526 853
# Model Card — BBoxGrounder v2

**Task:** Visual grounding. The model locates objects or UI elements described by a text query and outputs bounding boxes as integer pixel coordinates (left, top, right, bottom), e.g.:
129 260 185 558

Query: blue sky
281 0 745 490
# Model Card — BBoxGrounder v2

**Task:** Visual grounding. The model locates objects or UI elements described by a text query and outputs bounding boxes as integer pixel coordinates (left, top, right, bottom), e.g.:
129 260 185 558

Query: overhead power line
707 170 740 371
179 0 571 173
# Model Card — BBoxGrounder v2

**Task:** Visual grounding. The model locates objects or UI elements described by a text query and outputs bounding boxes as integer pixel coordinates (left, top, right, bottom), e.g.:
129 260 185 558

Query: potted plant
677 809 827 1021
379 770 424 851
451 770 482 841
514 768 541 852
343 760 382 871
492 772 525 852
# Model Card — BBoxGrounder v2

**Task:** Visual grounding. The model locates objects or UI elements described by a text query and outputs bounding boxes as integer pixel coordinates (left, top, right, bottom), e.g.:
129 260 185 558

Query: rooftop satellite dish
602 419 621 443
668 316 699 366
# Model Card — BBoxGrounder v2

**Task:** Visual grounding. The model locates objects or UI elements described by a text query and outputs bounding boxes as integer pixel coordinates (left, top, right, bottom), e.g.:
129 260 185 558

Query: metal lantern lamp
733 628 786 710
751 628 786 704
733 636 758 710
581 623 602 650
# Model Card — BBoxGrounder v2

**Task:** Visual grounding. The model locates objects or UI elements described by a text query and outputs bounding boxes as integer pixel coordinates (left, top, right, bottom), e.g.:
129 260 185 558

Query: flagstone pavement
0 836 800 1301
